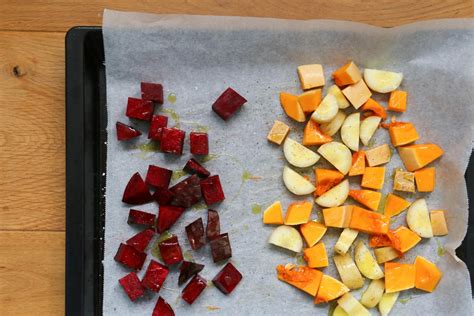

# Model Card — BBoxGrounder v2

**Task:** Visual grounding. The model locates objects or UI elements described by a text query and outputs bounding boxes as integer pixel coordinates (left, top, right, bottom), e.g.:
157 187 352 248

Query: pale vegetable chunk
267 120 290 145
283 137 320 168
342 80 372 109
282 165 315 195
334 228 359 255
341 113 360 151
407 199 433 238
333 305 349 316
337 293 371 316
360 116 381 146
354 241 384 279
318 142 352 175
430 210 448 236
327 85 350 109
361 279 385 308
364 69 403 93
315 179 349 208
320 110 347 136
374 247 399 264
378 292 399 316
393 169 415 192
311 94 338 123
297 64 325 89
333 253 365 290
365 144 391 166
268 225 303 253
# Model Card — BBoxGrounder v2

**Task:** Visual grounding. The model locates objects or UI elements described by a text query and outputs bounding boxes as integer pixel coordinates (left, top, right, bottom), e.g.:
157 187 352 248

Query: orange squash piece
299 89 322 113
384 193 411 217
280 92 305 122
304 242 328 268
303 120 333 146
349 189 382 211
314 168 344 196
369 234 392 248
349 151 366 176
300 221 327 247
360 98 387 120
322 205 354 228
414 167 436 192
388 90 407 113
267 120 290 145
414 256 442 292
398 144 444 172
314 274 349 304
361 167 385 190
430 210 448 236
297 64 325 90
388 122 419 147
385 262 416 293
263 201 284 225
388 226 421 253
349 206 389 235
332 61 362 86
285 201 313 225
277 264 323 296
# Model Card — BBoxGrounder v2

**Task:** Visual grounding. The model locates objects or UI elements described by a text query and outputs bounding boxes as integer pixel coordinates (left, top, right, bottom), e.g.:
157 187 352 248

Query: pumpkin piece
303 242 328 268
314 168 344 196
385 262 416 293
332 61 362 86
361 167 385 190
388 90 407 112
342 80 372 109
414 256 442 292
430 210 448 236
398 144 444 172
297 64 325 90
280 92 305 122
267 120 290 145
349 206 389 235
360 98 387 120
384 193 411 217
393 169 415 193
276 264 323 296
369 234 392 248
349 189 382 211
298 89 322 113
263 201 284 225
322 205 353 228
284 201 313 225
365 144 392 167
388 122 419 147
349 151 366 176
388 226 421 253
315 274 349 304
300 221 327 247
414 167 436 192
303 120 333 146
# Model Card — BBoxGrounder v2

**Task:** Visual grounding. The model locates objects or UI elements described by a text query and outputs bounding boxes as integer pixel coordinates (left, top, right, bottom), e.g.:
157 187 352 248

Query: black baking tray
65 27 474 316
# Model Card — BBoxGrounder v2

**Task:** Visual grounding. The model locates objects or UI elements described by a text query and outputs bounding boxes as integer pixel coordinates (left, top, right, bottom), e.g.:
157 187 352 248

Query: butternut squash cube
369 234 392 248
393 169 415 193
430 210 448 236
349 206 389 234
365 144 392 167
361 167 385 190
415 167 436 192
263 201 284 225
277 264 323 296
314 168 344 196
280 92 305 122
300 221 327 247
349 151 366 176
398 144 444 172
297 64 325 90
360 98 387 120
388 226 421 253
267 120 290 145
322 205 353 228
384 262 416 293
342 80 372 109
349 189 382 211
388 90 407 112
304 242 328 268
298 89 322 113
303 120 332 146
388 122 419 147
384 193 411 217
284 201 313 225
332 61 362 86
414 256 442 292
314 274 349 304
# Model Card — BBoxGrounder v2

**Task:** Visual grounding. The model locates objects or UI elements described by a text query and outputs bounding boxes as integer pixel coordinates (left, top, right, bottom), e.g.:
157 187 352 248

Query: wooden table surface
0 1 472 314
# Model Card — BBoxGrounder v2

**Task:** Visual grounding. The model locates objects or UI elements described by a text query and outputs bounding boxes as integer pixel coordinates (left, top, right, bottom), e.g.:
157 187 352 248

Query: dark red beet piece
200 175 225 205
126 229 155 252
189 132 209 155
126 97 154 121
128 209 156 227
169 175 202 208
160 128 185 155
141 82 164 104
156 205 185 233
116 122 141 141
114 243 147 270
153 188 175 206
206 209 220 240
148 115 168 141
181 274 207 305
122 172 153 205
212 262 243 295
212 87 247 121
210 233 232 263
119 272 145 301
185 218 205 250
141 260 169 292
183 158 210 178
159 235 183 265
146 165 172 189
179 261 205 286
152 297 175 316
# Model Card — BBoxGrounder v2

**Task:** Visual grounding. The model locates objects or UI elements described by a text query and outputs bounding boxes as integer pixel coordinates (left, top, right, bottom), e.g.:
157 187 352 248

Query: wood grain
0 0 472 32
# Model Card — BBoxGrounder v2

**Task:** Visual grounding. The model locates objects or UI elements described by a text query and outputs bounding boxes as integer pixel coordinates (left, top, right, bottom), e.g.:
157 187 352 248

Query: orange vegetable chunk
369 234 392 248
398 143 444 172
388 90 407 112
360 98 387 120
349 206 389 234
303 120 332 146
314 168 344 196
430 210 448 236
384 193 411 217
263 201 284 225
280 92 305 122
349 189 382 211
284 201 313 225
314 274 349 304
322 205 354 228
414 256 442 292
361 167 385 190
276 264 323 296
332 61 362 86
267 120 290 145
297 64 325 90
349 151 366 176
414 167 436 192
304 242 328 268
388 226 421 253
299 89 322 113
385 262 416 293
389 122 419 147
300 221 327 247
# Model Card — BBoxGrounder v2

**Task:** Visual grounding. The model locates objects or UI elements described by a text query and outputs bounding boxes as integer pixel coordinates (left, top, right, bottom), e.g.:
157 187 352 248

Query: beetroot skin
211 87 247 121
189 132 209 155
178 261 205 286
141 260 169 292
122 172 153 205
153 188 175 206
206 209 221 240
145 165 172 189
185 218 206 250
212 262 242 295
141 82 164 104
119 272 145 301
170 175 202 208
126 229 155 252
114 243 147 270
152 297 175 316
159 235 183 265
148 115 168 141
127 209 156 227
116 122 141 141
160 128 185 155
156 205 185 233
181 274 207 305
210 233 232 263
200 175 225 205
183 158 210 178
126 97 154 121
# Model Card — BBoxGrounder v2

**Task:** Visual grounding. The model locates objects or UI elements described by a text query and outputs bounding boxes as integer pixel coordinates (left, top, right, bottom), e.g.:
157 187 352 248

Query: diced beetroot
181 274 207 305
210 233 232 263
159 235 183 265
141 82 164 104
152 297 175 316
212 262 242 295
126 97 154 121
153 188 175 206
183 158 210 178
169 175 202 208
116 122 141 141
119 272 145 301
156 205 185 233
146 165 172 189
114 243 147 270
122 172 153 205
179 261 205 286
148 115 168 141
189 132 209 155
185 218 205 250
126 229 155 252
127 209 156 227
141 260 169 292
206 209 220 240
200 175 225 205
212 87 247 121
160 128 185 155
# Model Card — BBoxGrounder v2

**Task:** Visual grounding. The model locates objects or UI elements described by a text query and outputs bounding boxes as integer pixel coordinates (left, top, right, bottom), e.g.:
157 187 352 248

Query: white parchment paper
102 10 474 315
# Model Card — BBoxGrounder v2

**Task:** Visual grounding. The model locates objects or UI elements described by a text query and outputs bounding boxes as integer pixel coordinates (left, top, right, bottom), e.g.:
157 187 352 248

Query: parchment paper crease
103 9 473 315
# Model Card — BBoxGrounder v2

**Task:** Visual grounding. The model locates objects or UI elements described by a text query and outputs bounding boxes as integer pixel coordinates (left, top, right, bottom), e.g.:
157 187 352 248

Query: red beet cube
206 209 220 240
183 158 210 178
160 128 185 155
212 87 247 121
126 97 154 121
152 297 175 316
159 235 183 265
185 218 205 250
170 175 202 208
210 233 232 263
190 132 209 155
200 175 225 205
212 262 242 295
141 82 164 104
156 205 185 233
116 122 141 141
114 243 147 270
153 188 175 206
127 209 156 227
122 172 153 205
126 229 155 252
119 272 145 301
141 260 169 292
148 115 168 141
146 165 172 189
178 261 205 286
181 274 207 305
